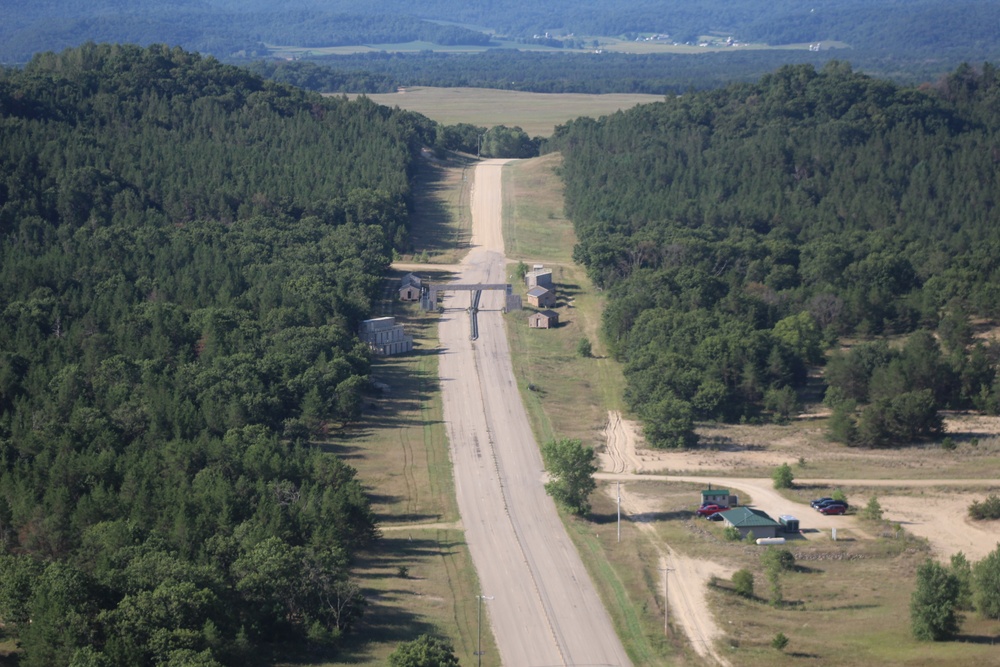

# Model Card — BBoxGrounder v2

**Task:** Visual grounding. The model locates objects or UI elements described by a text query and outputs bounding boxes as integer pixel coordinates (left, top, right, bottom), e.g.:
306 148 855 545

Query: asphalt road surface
438 160 632 667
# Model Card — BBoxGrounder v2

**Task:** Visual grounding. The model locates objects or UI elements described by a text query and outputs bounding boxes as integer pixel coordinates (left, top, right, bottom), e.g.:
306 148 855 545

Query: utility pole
476 594 494 667
659 566 674 634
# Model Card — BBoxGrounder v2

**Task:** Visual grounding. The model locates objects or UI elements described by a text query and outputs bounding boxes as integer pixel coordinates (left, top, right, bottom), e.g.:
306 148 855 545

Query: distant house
526 285 556 308
399 273 422 301
528 310 559 329
720 507 781 539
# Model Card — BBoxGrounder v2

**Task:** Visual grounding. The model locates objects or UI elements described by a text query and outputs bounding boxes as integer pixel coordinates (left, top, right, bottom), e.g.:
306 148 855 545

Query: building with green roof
720 507 781 539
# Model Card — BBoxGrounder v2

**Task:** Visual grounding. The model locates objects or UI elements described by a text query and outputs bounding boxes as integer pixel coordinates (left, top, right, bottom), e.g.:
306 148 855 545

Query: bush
771 631 789 651
761 548 795 572
772 463 794 489
576 337 593 358
950 552 974 611
973 545 1000 619
732 569 755 598
861 496 884 521
388 635 460 667
968 494 1000 520
722 526 741 541
910 559 962 641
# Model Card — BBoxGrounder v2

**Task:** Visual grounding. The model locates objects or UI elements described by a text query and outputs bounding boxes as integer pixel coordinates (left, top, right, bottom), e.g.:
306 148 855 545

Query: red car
697 504 726 517
818 503 847 515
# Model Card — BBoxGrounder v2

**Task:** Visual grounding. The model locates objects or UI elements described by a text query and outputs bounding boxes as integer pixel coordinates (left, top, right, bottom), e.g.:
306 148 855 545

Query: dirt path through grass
605 481 735 666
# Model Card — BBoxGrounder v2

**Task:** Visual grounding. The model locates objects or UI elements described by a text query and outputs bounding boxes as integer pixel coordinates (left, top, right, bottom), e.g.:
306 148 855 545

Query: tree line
252 48 1000 97
549 61 1000 447
0 42 434 665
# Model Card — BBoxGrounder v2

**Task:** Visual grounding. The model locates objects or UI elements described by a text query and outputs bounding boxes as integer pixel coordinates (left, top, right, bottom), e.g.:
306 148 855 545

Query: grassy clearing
502 157 625 449
353 87 664 137
405 153 475 265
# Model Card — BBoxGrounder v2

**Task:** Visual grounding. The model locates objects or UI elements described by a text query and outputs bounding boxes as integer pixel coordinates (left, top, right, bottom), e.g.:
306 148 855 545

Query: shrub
722 526 741 541
771 631 789 651
861 496 883 521
772 463 794 489
950 552 974 611
732 569 755 598
973 545 1000 619
968 494 1000 520
388 635 460 667
576 337 593 358
910 559 962 641
761 548 795 572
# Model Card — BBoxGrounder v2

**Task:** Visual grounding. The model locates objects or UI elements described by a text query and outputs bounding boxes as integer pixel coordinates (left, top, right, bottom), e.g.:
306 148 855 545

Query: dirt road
438 160 631 666
604 482 734 667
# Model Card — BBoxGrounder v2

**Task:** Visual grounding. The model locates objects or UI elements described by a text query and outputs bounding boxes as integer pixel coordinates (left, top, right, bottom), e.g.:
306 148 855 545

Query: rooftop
721 507 780 528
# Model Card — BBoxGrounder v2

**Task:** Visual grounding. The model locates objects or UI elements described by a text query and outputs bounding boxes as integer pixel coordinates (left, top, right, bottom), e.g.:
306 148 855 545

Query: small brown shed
527 286 556 308
399 273 422 301
528 310 559 329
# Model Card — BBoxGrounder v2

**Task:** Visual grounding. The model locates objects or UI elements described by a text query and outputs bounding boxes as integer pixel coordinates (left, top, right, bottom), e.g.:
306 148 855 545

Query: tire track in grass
398 427 417 518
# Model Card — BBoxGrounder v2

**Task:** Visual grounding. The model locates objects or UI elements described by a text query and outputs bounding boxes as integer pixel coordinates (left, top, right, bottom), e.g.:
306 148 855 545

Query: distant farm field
349 87 664 137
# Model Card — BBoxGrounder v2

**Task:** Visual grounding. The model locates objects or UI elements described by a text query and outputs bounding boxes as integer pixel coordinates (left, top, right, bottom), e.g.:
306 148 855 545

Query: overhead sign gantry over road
422 282 521 312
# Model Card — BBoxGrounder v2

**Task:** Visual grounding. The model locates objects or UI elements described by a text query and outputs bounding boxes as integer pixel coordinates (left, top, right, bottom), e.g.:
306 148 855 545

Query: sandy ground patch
880 493 1000 561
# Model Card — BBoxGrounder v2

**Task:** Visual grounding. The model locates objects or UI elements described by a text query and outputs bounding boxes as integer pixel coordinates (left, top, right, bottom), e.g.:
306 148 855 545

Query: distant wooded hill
549 62 1000 449
3 0 1000 82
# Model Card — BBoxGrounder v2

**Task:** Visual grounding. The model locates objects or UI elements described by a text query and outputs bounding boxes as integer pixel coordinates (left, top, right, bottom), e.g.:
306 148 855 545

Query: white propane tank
756 537 787 546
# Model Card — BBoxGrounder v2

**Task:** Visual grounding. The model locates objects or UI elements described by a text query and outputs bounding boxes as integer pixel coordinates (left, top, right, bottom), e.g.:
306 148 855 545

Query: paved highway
437 160 632 666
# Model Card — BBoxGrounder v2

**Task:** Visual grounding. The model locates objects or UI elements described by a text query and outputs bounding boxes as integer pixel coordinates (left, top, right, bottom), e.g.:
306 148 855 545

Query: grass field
351 87 664 137
406 152 475 264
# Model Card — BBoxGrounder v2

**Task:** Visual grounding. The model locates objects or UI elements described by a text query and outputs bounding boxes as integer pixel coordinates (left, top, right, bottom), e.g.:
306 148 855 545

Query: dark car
814 499 848 511
697 504 726 517
810 497 833 508
707 511 727 522
818 504 847 515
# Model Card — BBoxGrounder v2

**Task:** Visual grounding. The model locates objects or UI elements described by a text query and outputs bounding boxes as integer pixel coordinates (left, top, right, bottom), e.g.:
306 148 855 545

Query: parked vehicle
707 511 727 522
818 504 847 515
814 499 848 511
810 497 833 508
697 504 726 517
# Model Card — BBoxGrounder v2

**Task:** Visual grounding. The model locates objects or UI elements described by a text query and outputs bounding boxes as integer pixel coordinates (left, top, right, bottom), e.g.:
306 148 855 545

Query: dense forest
0 43 435 665
550 62 1000 448
250 49 985 96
